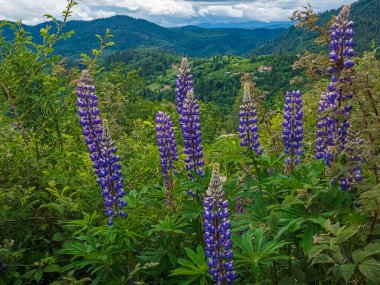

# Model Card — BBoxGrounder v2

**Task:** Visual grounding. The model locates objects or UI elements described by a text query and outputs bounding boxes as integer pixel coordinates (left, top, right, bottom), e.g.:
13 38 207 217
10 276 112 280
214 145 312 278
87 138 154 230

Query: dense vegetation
0 1 380 285
104 49 302 114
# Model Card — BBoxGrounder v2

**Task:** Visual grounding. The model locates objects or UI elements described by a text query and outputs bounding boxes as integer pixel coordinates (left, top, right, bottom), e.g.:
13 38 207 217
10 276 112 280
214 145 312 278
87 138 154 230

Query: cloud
0 0 358 26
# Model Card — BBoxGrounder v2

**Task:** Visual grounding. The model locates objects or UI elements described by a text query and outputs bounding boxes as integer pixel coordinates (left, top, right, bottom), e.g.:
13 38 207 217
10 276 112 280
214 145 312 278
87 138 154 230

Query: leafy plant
170 246 212 285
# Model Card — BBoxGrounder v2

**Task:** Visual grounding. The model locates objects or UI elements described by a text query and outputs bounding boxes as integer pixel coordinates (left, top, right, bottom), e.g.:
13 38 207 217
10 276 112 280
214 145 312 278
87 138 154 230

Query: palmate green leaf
170 246 211 283
185 246 205 266
86 228 96 251
58 241 89 255
264 172 303 189
231 214 261 233
59 259 102 272
39 202 65 214
233 228 289 272
149 215 188 235
177 259 198 270
274 217 305 239
251 192 268 220
170 266 199 276
179 275 200 285
358 258 380 281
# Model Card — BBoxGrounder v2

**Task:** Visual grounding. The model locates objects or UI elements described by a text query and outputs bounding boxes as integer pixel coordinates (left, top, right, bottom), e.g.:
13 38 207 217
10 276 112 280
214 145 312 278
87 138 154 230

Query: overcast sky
0 0 358 26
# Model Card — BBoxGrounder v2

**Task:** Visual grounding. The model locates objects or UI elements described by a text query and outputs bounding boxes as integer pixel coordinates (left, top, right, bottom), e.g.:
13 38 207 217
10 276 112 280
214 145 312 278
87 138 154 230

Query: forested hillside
1 16 284 58
254 0 380 54
104 49 303 113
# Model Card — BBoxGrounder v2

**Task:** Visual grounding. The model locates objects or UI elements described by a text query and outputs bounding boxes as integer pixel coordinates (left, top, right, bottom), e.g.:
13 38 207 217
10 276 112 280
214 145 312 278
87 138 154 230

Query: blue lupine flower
155 111 179 203
315 5 362 190
238 83 262 155
203 163 237 284
76 70 127 226
179 90 204 177
176 58 194 115
339 137 364 191
282 90 303 165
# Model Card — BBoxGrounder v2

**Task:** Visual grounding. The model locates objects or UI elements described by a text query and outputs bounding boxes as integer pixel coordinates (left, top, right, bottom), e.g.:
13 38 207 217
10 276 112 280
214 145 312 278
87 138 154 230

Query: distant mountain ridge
1 15 285 58
196 21 293 30
2 0 377 58
253 0 380 55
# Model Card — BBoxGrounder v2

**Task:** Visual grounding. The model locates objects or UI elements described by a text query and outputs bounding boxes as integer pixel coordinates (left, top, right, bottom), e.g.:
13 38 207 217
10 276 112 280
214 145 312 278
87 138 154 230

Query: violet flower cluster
178 90 204 177
315 5 361 190
238 83 262 155
76 70 127 226
338 137 364 191
155 111 179 198
316 5 355 165
282 90 303 165
176 58 194 115
203 163 237 284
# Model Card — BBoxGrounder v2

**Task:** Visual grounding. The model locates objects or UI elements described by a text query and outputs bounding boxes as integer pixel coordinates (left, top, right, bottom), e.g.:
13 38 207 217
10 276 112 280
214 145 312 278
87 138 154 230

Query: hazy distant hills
253 0 380 55
196 21 293 30
1 16 285 58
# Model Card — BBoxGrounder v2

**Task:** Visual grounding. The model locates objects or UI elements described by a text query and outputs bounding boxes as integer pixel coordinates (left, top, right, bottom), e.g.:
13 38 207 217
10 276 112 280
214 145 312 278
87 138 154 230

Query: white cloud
0 0 359 26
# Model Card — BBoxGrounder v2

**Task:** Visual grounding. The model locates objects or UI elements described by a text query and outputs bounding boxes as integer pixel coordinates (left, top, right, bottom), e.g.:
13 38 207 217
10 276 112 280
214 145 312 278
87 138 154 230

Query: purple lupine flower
238 83 262 155
282 90 303 166
315 5 361 190
76 70 127 226
339 137 364 191
316 92 335 165
176 58 194 114
203 163 237 284
155 111 179 204
179 90 204 177
234 196 245 213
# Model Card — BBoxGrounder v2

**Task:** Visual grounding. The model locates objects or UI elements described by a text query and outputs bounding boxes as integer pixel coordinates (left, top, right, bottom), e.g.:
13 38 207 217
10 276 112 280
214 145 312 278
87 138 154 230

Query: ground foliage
0 1 380 285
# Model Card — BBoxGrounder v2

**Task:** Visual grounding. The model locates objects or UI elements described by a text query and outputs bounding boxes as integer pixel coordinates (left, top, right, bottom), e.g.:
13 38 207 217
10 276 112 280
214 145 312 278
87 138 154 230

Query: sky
0 0 358 26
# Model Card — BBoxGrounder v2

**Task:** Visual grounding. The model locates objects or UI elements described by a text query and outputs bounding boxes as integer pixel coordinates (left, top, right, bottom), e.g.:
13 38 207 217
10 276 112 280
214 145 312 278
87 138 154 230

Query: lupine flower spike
339 137 364 191
155 111 179 206
203 163 237 284
179 90 204 178
238 83 262 155
76 70 127 226
315 5 362 190
176 58 194 115
282 90 303 167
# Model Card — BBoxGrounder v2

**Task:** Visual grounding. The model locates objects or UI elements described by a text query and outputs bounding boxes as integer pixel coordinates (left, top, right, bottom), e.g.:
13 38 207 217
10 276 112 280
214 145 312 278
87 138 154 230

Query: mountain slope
1 15 285 58
253 0 380 54
196 20 292 29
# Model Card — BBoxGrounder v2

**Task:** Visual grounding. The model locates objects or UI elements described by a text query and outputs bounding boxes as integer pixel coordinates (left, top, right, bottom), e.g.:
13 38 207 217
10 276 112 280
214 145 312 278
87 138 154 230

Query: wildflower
238 83 262 155
76 70 127 226
179 90 204 177
176 58 194 114
339 137 364 191
203 163 237 284
155 111 179 204
315 5 361 190
282 90 303 166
